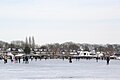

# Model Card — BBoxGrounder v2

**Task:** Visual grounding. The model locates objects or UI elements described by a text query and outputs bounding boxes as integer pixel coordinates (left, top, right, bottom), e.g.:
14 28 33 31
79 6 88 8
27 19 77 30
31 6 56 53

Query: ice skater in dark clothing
10 56 13 63
3 56 7 64
106 56 110 65
23 56 25 63
18 57 21 63
25 56 29 64
69 57 72 63
96 56 99 62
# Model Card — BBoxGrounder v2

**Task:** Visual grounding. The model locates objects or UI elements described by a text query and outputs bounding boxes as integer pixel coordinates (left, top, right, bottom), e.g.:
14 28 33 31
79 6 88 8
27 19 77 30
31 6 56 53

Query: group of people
2 55 29 64
96 56 110 65
2 55 110 65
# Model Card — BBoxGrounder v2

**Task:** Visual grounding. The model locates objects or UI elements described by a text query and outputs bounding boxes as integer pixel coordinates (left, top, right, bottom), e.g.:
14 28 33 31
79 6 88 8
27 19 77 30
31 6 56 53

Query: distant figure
101 57 104 60
3 56 7 64
10 56 13 63
106 56 110 65
96 56 99 62
30 56 34 61
23 56 25 63
25 56 29 64
35 56 37 61
39 56 41 60
106 53 110 65
78 57 80 61
62 57 64 61
69 57 72 63
15 57 18 63
18 57 21 63
45 57 47 60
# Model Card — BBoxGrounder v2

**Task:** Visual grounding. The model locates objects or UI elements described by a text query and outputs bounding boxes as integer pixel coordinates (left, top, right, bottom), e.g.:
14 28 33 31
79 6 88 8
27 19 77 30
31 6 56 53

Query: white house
79 51 92 57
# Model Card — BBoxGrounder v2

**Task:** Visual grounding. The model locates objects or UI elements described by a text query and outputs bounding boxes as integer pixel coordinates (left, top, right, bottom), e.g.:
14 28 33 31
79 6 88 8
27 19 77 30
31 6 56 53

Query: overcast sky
0 0 120 45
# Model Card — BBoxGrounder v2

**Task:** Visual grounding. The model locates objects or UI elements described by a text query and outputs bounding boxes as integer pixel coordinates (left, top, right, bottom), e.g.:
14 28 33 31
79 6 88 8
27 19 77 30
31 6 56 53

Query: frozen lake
0 59 120 80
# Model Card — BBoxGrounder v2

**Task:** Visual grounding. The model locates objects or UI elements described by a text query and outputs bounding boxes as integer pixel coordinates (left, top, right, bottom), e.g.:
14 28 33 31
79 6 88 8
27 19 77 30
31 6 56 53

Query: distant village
0 36 120 61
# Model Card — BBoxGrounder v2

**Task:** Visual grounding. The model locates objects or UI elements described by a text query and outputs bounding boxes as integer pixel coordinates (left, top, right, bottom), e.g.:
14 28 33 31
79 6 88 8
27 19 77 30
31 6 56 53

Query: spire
25 36 35 48
25 37 28 45
29 36 31 47
32 36 35 48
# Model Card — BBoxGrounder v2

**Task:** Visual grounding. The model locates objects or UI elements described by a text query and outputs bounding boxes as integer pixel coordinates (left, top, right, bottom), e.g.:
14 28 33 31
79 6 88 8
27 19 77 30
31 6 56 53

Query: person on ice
69 56 72 63
106 53 110 65
3 55 7 64
25 56 29 64
106 56 110 65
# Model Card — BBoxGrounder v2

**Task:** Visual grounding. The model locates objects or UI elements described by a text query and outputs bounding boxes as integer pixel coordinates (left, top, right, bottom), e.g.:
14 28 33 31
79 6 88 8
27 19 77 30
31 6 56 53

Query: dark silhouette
35 56 37 61
3 56 7 64
69 57 72 63
23 56 25 63
18 57 21 63
25 56 29 64
30 56 34 61
106 56 110 65
96 57 99 62
15 57 18 63
10 56 13 62
38 56 41 60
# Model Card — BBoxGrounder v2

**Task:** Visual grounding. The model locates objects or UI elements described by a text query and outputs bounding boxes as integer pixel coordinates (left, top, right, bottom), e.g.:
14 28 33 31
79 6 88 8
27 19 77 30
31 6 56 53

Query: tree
105 45 114 56
84 46 90 51
24 45 31 55
40 45 47 49
40 45 48 51
98 46 105 52
11 40 25 48
69 44 79 51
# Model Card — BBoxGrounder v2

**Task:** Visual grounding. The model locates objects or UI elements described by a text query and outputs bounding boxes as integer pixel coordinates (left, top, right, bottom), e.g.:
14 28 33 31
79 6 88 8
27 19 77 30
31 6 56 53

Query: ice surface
0 59 120 80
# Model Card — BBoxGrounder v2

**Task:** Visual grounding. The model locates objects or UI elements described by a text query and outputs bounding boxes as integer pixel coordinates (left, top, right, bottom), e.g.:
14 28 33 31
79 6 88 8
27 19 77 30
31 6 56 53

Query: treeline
40 42 120 55
0 40 120 54
0 40 25 49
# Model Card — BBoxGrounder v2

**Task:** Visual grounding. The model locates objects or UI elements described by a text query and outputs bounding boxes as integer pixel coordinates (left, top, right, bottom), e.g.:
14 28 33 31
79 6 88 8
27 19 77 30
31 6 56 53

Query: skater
62 57 64 61
25 56 29 64
18 57 21 63
69 56 72 63
23 56 25 63
106 53 110 65
106 56 110 65
3 56 7 64
10 56 13 63
96 56 99 62
35 56 37 61
30 56 33 61
14 57 18 63
39 56 41 60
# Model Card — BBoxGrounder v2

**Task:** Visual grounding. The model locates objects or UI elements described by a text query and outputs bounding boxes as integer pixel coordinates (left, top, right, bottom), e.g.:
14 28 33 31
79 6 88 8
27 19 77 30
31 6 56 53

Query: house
79 51 92 57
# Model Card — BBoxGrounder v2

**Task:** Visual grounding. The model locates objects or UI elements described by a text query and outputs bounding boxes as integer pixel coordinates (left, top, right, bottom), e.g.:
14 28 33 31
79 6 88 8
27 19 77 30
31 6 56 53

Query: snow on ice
0 59 120 80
